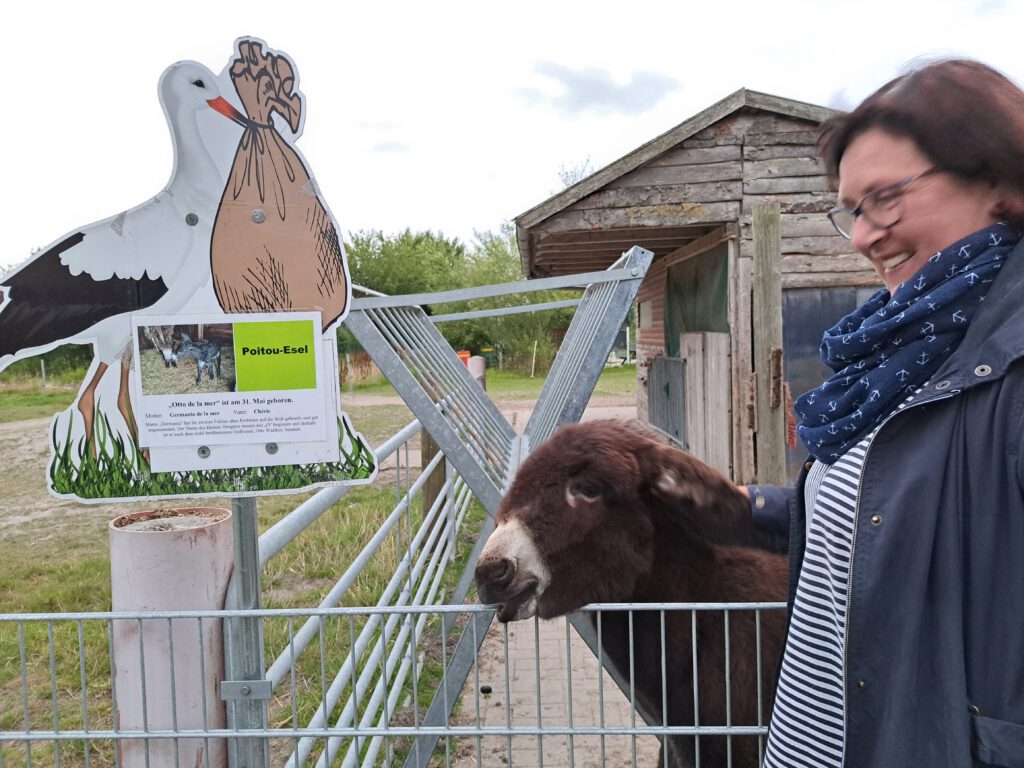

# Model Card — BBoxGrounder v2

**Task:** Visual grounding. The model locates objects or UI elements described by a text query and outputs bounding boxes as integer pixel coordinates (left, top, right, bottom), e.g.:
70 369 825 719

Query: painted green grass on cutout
50 402 376 499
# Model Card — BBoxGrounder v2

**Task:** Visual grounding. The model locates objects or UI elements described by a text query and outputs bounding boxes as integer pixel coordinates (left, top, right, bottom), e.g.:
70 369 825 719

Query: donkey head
475 420 750 622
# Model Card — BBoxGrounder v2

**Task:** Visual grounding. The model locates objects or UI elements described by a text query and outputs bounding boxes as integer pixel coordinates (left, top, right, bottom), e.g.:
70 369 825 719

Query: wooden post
751 203 787 485
421 430 446 521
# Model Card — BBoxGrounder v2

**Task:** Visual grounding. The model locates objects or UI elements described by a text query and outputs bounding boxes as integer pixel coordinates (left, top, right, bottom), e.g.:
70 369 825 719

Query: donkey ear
641 439 737 510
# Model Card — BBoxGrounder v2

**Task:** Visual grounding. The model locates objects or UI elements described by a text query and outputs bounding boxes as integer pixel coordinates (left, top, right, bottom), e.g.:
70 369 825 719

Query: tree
340 224 576 375
556 156 595 191
438 224 575 372
345 229 467 296
339 228 467 357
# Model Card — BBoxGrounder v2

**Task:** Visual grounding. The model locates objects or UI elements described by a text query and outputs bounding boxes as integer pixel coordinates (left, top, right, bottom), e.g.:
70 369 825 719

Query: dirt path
342 391 637 410
2 417 123 536
1 393 639 535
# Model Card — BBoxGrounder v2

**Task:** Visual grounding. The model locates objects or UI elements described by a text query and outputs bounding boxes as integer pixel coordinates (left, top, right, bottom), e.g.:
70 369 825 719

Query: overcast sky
4 0 1022 267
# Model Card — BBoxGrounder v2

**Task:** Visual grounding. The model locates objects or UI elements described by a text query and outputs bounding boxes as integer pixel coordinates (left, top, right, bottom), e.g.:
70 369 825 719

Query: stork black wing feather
0 233 167 358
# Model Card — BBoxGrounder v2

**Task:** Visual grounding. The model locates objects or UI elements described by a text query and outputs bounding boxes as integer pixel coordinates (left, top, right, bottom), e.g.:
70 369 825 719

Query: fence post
223 496 269 768
421 431 445 525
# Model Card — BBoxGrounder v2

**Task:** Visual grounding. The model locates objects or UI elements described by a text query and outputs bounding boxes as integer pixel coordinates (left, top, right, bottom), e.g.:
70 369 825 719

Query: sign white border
131 311 343 472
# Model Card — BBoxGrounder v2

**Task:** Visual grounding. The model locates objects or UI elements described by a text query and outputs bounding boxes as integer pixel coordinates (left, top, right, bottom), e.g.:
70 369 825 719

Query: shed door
680 332 732 476
661 241 732 476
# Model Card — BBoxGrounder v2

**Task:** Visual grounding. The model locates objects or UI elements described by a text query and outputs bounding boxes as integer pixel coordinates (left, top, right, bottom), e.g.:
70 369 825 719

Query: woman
746 59 1024 767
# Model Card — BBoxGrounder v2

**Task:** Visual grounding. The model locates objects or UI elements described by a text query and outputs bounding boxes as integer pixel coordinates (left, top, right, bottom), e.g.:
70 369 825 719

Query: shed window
639 300 654 330
664 243 729 357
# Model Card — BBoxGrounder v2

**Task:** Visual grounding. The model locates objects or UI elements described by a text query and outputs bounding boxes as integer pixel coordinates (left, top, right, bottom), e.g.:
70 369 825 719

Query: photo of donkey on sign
137 325 235 395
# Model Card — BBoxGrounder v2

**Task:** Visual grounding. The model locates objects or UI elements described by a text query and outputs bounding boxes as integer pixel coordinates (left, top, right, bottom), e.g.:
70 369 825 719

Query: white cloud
3 0 1024 261
525 62 682 114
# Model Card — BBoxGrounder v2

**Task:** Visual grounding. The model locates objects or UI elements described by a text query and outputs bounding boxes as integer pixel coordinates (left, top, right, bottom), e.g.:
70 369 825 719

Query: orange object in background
456 350 471 366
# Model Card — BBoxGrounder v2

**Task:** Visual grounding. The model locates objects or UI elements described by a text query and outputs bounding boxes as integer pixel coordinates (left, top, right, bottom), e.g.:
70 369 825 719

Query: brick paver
450 617 661 767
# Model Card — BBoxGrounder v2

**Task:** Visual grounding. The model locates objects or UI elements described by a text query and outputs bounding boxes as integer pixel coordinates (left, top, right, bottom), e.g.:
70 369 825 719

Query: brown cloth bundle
211 40 348 331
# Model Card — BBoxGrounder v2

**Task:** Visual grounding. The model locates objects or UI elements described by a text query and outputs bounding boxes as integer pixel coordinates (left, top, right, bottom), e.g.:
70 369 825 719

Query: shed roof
514 88 838 277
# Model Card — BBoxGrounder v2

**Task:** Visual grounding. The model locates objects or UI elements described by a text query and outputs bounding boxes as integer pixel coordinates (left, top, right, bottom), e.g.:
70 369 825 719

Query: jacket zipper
840 389 958 738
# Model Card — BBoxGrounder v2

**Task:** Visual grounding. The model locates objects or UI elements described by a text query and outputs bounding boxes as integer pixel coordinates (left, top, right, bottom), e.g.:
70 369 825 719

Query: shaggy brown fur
475 420 788 768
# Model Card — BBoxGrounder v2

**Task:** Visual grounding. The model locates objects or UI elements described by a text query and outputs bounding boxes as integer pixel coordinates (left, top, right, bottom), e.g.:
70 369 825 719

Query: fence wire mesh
1 601 784 768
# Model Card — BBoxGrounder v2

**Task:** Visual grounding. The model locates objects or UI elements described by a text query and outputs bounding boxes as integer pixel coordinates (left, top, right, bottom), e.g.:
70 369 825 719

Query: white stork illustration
0 60 246 442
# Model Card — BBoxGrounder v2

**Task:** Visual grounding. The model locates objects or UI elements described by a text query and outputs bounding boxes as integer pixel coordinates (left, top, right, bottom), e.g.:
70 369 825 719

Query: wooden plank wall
627 109 881 482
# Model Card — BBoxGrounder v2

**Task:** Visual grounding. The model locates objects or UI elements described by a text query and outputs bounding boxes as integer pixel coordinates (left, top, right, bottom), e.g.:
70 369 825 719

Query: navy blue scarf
795 222 1018 463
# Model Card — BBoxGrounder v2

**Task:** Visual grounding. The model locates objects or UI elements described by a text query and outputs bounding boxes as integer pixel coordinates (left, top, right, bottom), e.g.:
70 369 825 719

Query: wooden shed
515 88 883 485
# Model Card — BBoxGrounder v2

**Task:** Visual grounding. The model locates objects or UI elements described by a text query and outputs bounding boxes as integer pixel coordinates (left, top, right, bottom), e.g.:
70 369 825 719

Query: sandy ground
0 416 161 538
0 390 638 534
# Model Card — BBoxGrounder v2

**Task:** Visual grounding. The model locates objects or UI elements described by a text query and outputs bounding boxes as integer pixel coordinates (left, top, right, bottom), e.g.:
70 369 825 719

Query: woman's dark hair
819 58 1024 223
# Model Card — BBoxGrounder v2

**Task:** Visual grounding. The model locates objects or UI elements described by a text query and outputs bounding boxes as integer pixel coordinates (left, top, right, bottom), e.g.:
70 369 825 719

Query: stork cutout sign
0 38 377 502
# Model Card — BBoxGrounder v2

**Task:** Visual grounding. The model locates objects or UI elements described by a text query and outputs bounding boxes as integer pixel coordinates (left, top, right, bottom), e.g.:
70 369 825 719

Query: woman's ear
989 184 1024 226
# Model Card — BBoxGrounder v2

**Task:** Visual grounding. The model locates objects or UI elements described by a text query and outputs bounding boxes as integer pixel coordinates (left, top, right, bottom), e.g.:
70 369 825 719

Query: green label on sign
233 320 317 391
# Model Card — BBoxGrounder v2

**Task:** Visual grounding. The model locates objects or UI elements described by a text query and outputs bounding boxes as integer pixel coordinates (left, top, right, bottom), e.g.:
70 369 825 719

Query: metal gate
0 244 786 767
647 356 686 447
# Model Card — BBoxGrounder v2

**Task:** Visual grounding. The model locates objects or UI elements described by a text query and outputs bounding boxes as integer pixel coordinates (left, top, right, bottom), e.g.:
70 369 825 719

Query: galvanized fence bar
370 306 512 483
345 309 507 514
2 602 782 768
383 306 512 457
278 452 449 761
224 496 268 768
351 266 643 311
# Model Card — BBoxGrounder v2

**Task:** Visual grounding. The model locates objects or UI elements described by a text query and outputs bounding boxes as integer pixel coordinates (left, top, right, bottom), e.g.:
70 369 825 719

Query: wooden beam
534 225 711 246
568 181 742 210
615 161 744 188
731 242 755 483
751 203 787 485
744 175 832 194
661 224 735 270
783 273 883 289
536 202 740 236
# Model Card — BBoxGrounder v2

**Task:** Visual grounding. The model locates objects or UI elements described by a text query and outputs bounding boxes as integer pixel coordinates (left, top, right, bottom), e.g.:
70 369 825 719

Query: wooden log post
751 203 788 485
421 430 445 524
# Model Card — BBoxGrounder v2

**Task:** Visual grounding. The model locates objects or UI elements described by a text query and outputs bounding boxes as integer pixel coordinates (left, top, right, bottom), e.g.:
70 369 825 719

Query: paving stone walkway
447 402 662 767
449 617 661 768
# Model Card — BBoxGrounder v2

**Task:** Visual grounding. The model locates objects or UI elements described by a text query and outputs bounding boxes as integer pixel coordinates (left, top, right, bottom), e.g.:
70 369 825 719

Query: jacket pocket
972 714 1024 767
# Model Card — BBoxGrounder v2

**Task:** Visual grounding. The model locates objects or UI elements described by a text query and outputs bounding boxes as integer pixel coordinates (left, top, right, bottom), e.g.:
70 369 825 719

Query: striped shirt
763 391 918 767
762 445 863 768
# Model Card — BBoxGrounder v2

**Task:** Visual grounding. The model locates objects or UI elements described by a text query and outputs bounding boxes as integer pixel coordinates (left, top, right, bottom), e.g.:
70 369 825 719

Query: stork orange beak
206 97 249 127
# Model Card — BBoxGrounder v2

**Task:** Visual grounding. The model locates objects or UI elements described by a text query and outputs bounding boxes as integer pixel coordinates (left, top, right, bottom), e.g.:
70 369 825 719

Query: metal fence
0 245 789 767
2 599 785 768
0 416 785 768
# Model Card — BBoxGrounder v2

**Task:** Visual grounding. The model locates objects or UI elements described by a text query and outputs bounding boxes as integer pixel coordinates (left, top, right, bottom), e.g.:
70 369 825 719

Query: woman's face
838 128 1003 294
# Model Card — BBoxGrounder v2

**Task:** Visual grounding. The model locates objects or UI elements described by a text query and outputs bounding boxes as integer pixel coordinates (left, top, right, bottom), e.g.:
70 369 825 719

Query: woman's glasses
827 167 940 239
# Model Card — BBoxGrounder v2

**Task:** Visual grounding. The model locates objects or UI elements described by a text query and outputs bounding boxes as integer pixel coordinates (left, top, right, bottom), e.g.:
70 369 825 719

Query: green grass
0 387 77 423
342 363 637 402
48 408 376 499
1 364 636 427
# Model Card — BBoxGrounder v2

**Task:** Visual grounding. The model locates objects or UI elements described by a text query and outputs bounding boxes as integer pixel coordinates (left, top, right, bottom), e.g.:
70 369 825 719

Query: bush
0 346 93 387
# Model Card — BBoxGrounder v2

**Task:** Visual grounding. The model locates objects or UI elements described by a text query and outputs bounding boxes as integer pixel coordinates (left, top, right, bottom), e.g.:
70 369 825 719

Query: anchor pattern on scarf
795 222 1019 463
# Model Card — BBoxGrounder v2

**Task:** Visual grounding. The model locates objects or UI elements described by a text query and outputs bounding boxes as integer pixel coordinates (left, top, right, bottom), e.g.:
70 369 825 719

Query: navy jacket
750 238 1024 768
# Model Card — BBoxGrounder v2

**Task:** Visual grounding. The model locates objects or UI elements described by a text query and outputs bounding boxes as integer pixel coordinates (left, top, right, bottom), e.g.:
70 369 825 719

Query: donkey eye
570 481 602 501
